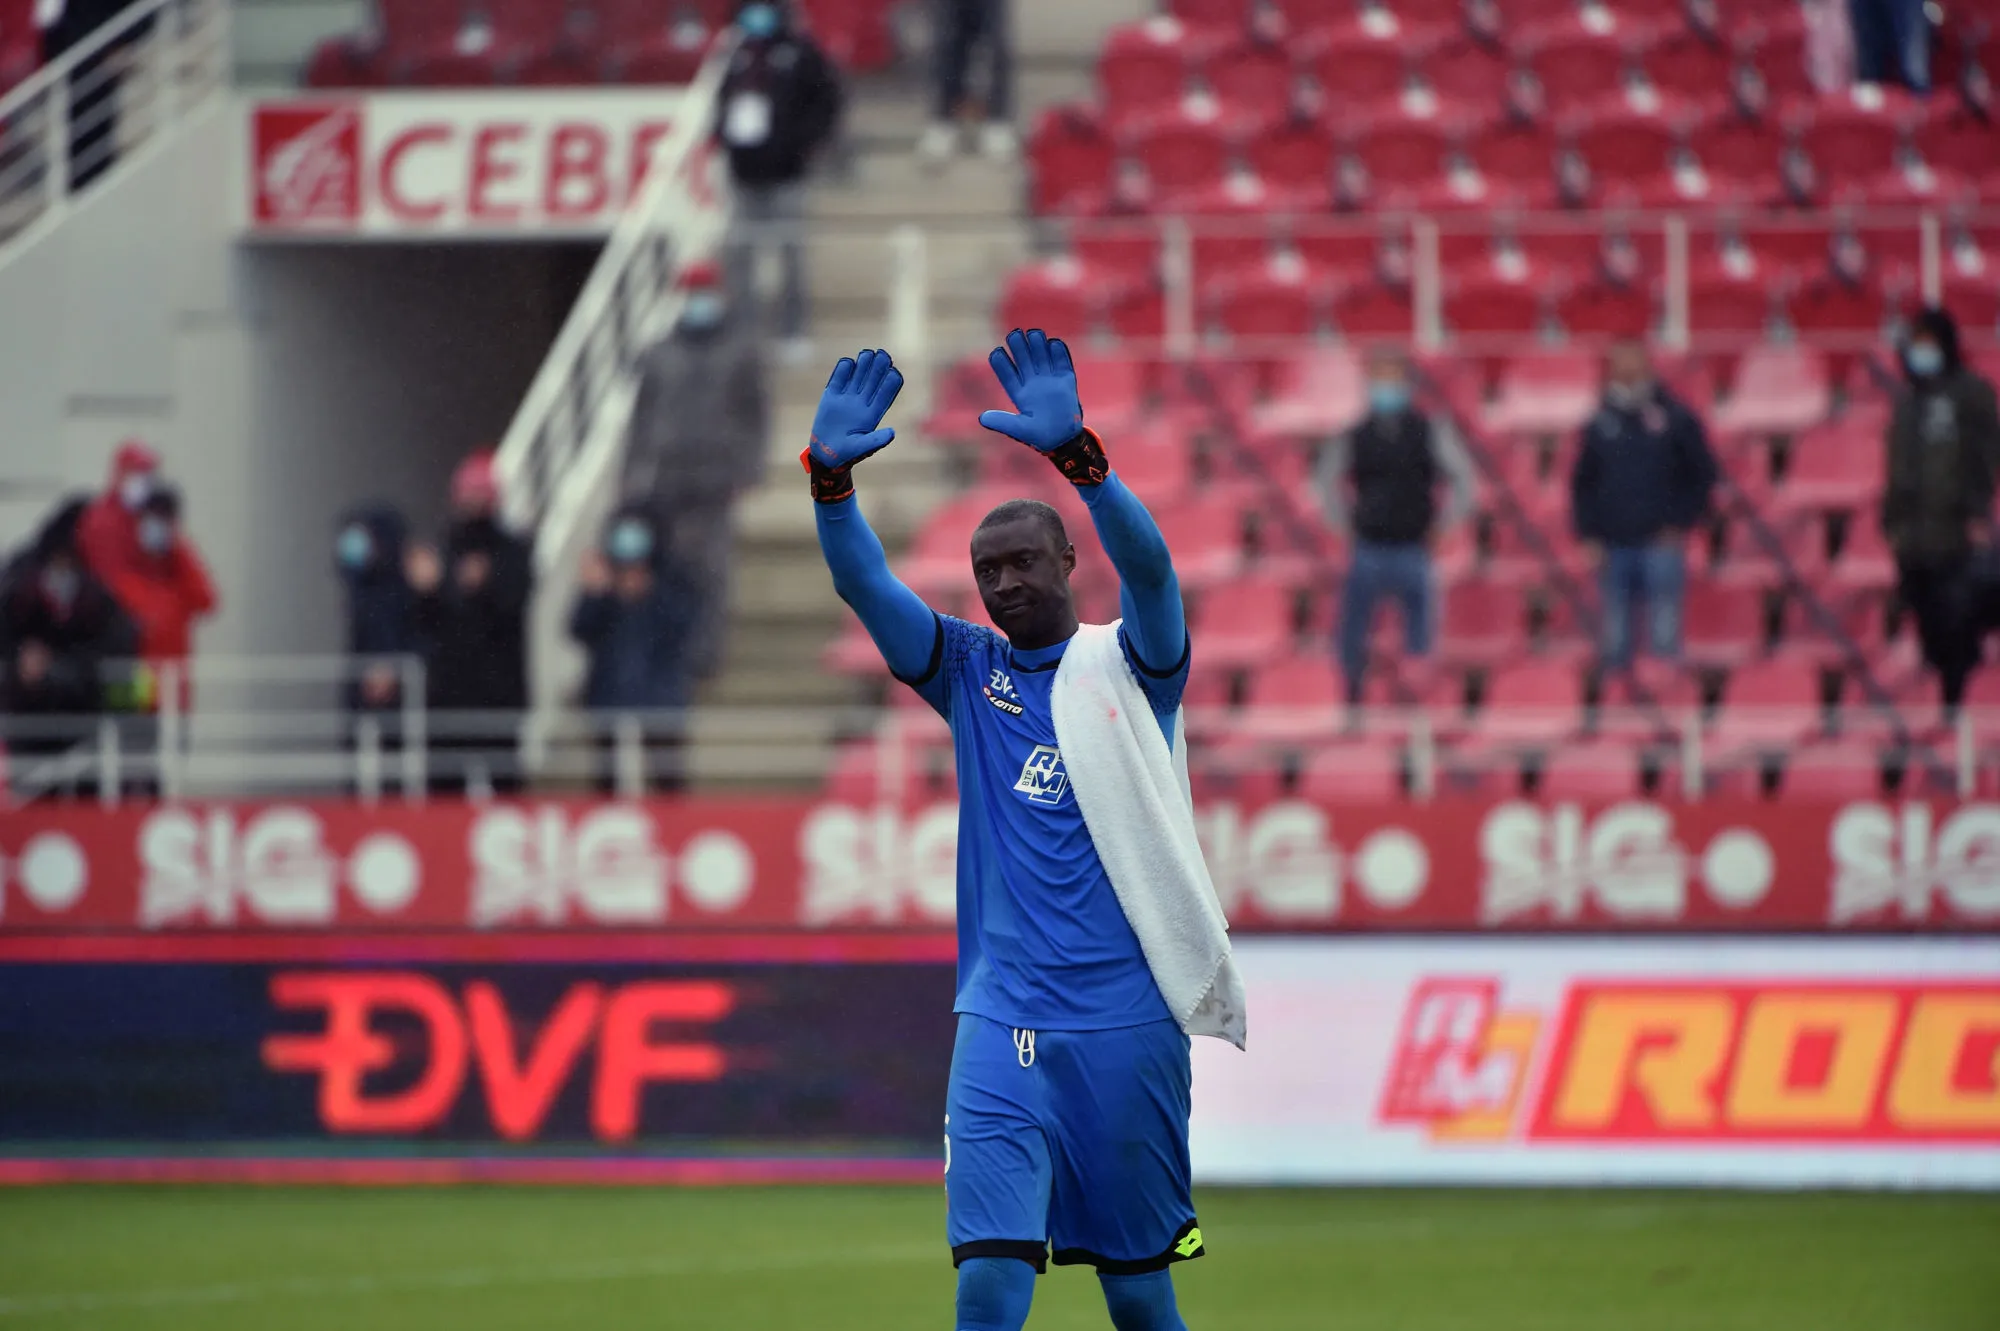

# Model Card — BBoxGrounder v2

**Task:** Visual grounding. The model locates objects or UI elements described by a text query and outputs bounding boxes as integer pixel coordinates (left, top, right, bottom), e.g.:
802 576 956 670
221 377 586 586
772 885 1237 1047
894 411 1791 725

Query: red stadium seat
1156 496 1248 584
1642 29 1736 115
1247 121 1336 211
1445 281 1543 338
1468 122 1560 207
1682 581 1766 665
1772 422 1879 515
1072 227 1161 292
1172 0 1257 43
1310 42 1411 115
1355 121 1450 194
1107 285 1168 340
1528 34 1630 116
1918 115 2000 197
1687 115 1784 202
1246 656 1344 737
1028 108 1116 214
1781 743 1884 799
1133 120 1230 211
1423 38 1511 118
1558 282 1654 338
1786 279 1887 339
1333 282 1415 338
1688 278 1774 338
998 261 1099 341
1801 106 1903 184
1486 350 1600 434
1714 345 1831 436
1205 41 1297 135
1744 23 1811 101
1572 115 1677 200
1713 658 1821 749
1301 740 1408 801
1440 581 1530 666
1941 278 2000 337
1099 22 1194 136
1826 520 1897 594
1255 346 1367 436
1197 578 1298 667
1212 268 1319 339
1540 741 1646 799
1471 661 1587 746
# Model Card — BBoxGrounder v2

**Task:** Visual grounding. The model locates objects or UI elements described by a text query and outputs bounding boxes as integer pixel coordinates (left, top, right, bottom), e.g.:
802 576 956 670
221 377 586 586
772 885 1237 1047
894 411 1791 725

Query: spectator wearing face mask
1882 307 2000 711
626 261 770 685
408 451 534 795
1571 336 1719 670
333 504 419 718
97 484 216 712
0 504 135 790
570 510 701 792
715 0 844 351
76 440 158 596
1318 346 1476 704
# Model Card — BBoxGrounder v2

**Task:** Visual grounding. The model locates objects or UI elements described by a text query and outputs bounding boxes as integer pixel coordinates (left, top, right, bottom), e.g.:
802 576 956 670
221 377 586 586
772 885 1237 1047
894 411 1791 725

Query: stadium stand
824 0 2000 801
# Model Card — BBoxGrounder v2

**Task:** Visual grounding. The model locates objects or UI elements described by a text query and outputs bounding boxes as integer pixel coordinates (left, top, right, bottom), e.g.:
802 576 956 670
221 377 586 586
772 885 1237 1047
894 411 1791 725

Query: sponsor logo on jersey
1013 745 1069 806
983 686 1024 716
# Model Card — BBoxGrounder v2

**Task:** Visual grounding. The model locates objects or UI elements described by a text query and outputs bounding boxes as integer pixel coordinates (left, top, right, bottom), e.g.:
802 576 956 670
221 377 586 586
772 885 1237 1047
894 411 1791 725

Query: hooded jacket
625 320 769 506
1570 384 1719 547
104 492 216 669
0 503 136 716
569 512 703 711
76 441 157 595
416 514 534 711
1882 307 2000 565
336 505 419 709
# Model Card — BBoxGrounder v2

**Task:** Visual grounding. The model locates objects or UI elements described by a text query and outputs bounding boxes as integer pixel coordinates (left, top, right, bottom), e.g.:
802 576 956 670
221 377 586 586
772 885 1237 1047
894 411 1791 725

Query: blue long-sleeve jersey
816 475 1190 1030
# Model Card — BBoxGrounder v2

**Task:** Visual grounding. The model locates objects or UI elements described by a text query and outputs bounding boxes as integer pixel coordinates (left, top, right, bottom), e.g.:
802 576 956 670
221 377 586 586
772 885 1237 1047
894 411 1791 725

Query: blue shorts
945 1013 1204 1275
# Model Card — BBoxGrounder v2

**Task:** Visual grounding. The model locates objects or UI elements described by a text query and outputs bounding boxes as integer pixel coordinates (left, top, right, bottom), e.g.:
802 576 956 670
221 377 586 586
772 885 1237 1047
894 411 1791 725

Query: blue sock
956 1256 1036 1331
1099 1270 1189 1331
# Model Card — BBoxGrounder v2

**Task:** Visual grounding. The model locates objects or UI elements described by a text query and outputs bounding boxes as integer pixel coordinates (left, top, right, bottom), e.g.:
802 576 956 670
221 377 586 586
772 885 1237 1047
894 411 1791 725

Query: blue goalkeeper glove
978 328 1108 486
801 348 904 503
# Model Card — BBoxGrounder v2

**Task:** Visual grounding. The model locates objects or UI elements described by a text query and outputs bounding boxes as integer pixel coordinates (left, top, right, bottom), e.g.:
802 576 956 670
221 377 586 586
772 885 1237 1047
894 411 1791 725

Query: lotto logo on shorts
1014 745 1070 806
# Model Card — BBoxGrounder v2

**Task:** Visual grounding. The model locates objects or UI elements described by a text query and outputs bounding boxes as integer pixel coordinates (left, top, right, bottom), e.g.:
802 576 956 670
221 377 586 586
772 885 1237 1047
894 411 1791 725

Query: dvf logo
1014 745 1069 806
253 102 362 226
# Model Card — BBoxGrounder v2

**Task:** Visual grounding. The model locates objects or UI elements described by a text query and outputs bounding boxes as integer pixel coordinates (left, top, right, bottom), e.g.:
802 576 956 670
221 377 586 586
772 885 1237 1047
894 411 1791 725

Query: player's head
971 499 1077 649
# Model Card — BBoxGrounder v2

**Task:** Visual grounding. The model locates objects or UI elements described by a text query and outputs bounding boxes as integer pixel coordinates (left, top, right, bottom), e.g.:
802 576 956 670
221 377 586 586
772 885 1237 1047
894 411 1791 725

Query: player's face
971 518 1077 649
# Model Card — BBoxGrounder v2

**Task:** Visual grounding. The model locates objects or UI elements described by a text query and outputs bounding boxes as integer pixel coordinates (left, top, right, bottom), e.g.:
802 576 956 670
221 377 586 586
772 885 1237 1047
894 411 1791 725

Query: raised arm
978 329 1185 669
803 349 939 682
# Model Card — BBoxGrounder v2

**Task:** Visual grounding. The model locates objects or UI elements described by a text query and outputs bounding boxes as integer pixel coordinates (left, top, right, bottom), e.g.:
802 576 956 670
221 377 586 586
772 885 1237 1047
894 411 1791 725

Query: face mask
607 520 654 565
681 293 725 330
737 3 780 38
41 567 78 607
120 474 153 510
138 516 173 554
336 526 374 570
1368 381 1411 416
1906 342 1944 378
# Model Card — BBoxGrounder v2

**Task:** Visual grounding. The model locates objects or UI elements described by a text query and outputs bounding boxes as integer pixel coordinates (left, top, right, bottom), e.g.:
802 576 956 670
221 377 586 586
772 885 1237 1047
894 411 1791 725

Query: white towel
1051 622 1247 1049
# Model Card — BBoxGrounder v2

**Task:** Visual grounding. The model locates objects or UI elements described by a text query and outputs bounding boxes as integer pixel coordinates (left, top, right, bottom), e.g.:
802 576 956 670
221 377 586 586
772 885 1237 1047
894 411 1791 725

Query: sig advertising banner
3 796 2000 934
0 934 956 1182
244 91 711 237
1191 937 2000 1188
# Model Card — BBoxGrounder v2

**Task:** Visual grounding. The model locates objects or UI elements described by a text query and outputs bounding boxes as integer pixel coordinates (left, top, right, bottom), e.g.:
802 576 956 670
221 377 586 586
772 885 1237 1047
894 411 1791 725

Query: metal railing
489 37 734 719
0 0 229 259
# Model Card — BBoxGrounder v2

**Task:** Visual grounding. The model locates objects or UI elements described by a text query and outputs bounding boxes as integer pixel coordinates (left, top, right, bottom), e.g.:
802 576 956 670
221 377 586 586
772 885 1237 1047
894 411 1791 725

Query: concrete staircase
692 0 1143 787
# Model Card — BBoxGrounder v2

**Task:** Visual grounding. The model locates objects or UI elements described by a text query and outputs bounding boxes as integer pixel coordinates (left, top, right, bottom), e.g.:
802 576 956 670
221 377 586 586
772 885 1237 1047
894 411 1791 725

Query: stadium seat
1212 266 1319 339
1422 38 1512 120
1485 350 1600 434
1245 655 1344 737
1781 743 1884 799
1467 122 1560 207
1687 115 1784 201
1558 282 1654 338
1247 121 1337 211
1205 41 1298 136
1310 42 1412 118
1469 660 1586 746
1440 581 1530 666
1529 34 1631 117
1172 0 1257 44
1786 278 1888 339
1028 108 1117 214
1825 519 1897 594
1682 581 1766 665
1714 345 1831 436
1642 29 1736 116
1133 120 1231 211
1354 121 1451 201
1917 114 2000 198
1743 23 1811 101
1800 106 1904 187
1445 281 1543 338
1713 657 1823 750
1688 277 1774 338
1254 347 1366 436
1333 282 1416 338
1301 739 1409 801
998 259 1099 338
1572 115 1678 203
1196 578 1298 668
1771 421 1879 515
1099 21 1195 137
1540 741 1646 799
1156 496 1248 584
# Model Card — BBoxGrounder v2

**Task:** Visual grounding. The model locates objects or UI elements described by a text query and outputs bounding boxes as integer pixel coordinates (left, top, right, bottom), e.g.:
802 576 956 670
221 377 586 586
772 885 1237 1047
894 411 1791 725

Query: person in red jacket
105 485 216 709
76 439 159 596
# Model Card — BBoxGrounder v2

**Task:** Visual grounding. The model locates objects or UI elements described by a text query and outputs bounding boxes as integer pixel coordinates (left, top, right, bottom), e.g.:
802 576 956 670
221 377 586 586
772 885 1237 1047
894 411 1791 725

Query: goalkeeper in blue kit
804 330 1243 1331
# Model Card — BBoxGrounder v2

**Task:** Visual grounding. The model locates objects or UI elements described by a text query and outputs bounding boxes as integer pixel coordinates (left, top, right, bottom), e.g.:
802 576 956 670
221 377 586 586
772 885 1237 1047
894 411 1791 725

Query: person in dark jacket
1318 346 1476 702
0 502 136 794
1571 337 1719 669
334 504 419 715
39 0 151 192
410 451 534 795
625 261 769 687
570 510 700 792
1881 306 2000 710
715 0 844 345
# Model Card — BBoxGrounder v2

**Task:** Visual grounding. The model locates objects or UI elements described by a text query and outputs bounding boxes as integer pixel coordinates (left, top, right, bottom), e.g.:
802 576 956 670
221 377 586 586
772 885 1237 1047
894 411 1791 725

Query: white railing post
1411 710 1436 802
1956 708 1974 798
400 655 427 802
886 225 932 418
1413 217 1443 352
615 713 645 798
43 72 68 212
1920 211 1943 308
1162 217 1195 359
96 717 120 808
1680 710 1702 800
355 716 383 805
158 663 182 800
1663 215 1690 351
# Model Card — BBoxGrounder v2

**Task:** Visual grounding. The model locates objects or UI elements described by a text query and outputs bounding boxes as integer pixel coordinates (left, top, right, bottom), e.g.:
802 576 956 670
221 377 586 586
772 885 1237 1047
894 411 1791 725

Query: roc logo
1014 745 1069 806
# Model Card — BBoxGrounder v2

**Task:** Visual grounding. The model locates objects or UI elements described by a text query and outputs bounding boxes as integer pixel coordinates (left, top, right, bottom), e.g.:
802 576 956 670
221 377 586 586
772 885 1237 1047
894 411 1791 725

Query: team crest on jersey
1014 744 1069 805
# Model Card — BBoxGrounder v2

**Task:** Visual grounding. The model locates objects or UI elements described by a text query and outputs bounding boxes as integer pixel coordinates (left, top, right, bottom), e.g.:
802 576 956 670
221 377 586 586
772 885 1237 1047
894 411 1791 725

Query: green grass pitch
1 1186 1995 1330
